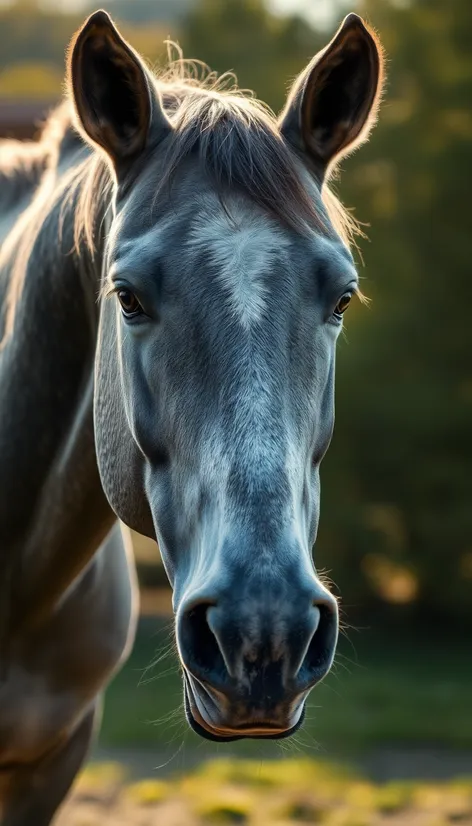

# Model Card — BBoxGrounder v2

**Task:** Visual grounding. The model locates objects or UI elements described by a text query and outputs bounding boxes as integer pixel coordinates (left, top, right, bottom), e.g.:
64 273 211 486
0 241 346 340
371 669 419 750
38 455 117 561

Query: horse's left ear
279 13 384 182
68 10 172 171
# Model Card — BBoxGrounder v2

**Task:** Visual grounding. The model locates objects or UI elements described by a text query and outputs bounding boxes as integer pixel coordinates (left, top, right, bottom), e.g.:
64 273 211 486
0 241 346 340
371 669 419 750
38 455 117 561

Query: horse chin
183 678 306 742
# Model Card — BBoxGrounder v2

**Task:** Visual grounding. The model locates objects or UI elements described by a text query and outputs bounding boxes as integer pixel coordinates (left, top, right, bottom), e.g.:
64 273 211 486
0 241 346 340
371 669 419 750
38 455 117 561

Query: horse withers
0 9 384 823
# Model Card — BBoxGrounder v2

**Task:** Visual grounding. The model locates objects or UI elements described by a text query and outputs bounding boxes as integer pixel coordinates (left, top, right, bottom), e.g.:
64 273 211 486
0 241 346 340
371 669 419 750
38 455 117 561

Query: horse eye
117 289 142 317
334 292 352 317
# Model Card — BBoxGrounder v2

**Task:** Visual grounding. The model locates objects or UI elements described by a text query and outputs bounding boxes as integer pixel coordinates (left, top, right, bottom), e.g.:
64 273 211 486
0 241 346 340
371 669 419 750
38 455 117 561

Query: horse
0 9 384 823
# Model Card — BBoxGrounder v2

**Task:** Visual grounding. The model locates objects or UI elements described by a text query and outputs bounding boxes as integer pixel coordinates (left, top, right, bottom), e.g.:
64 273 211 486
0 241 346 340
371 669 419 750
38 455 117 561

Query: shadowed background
1 0 471 800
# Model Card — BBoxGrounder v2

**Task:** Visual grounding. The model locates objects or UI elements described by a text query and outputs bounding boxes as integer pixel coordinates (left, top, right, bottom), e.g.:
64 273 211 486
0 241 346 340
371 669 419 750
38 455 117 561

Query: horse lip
183 675 306 742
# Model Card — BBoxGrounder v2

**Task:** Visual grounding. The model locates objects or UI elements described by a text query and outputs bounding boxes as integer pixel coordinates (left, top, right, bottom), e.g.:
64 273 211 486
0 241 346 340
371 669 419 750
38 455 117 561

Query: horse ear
279 13 384 182
68 10 171 170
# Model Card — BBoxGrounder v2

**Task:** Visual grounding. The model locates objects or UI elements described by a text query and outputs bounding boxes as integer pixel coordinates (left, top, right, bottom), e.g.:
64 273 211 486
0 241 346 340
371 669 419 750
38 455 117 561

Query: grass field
58 756 472 825
99 618 472 758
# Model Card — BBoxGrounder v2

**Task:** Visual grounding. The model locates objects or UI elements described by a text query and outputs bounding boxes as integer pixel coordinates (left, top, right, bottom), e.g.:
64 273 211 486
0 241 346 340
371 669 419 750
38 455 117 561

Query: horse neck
0 150 114 633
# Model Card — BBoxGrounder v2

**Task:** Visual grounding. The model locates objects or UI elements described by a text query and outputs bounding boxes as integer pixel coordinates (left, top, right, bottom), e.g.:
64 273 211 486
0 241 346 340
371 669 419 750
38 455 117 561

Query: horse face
70 10 383 740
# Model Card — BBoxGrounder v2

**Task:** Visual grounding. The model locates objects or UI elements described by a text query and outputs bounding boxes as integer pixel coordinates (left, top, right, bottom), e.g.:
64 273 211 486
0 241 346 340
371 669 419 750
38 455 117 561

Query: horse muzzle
176 577 338 741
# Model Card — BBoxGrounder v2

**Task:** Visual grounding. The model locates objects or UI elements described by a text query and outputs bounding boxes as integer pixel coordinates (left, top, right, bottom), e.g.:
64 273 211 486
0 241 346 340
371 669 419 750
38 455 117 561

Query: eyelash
101 280 119 301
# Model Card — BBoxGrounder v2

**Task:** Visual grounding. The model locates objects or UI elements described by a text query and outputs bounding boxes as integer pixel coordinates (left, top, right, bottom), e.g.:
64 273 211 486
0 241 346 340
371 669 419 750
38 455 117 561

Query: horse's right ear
68 10 172 171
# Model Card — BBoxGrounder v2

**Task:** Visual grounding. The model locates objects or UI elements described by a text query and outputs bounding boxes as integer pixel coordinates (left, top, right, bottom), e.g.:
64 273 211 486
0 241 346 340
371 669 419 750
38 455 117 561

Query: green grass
99 618 472 754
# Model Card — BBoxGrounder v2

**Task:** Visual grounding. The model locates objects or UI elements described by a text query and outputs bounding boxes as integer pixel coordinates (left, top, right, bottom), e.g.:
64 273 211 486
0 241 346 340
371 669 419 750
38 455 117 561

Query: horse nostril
178 602 227 685
298 602 338 685
178 591 338 693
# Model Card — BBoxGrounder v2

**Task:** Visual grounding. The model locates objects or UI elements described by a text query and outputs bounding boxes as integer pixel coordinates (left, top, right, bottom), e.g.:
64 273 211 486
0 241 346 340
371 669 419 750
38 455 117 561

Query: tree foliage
181 0 323 113
319 0 472 623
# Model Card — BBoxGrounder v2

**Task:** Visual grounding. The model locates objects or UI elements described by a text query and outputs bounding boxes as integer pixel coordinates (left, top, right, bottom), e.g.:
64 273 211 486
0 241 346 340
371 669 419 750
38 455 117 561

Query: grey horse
0 9 384 823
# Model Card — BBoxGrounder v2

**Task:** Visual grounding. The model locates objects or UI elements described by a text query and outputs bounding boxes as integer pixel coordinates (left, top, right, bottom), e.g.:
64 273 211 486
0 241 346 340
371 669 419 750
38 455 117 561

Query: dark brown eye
334 292 353 317
117 289 142 317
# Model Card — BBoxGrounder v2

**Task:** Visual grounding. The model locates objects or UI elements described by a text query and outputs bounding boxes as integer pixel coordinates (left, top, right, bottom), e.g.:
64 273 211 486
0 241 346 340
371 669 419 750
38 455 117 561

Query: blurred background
2 0 471 805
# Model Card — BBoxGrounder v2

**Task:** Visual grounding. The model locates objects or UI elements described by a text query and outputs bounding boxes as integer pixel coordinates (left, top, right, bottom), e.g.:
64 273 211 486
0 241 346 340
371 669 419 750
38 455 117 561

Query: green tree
318 0 472 623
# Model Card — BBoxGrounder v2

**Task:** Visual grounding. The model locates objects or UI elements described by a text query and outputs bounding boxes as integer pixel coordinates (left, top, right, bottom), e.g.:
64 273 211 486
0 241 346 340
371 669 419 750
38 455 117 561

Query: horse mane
0 102 85 347
0 140 49 214
0 104 81 213
72 50 359 253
